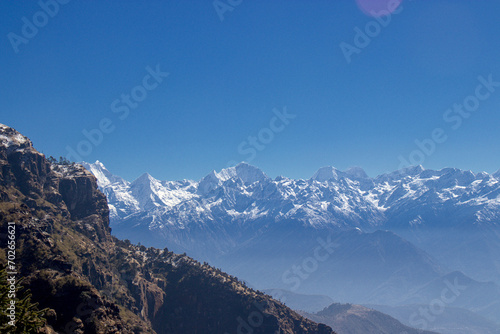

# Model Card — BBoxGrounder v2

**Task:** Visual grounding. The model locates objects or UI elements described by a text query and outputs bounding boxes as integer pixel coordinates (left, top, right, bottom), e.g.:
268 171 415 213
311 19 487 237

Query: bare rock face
0 124 112 243
0 125 49 199
55 165 112 243
0 124 335 334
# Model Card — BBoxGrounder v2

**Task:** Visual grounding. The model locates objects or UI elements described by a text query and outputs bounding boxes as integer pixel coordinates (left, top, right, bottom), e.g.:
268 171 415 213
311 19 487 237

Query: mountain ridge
82 160 500 232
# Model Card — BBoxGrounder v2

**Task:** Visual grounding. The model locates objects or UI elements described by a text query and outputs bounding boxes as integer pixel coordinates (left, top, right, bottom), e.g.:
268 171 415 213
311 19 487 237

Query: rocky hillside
0 123 334 334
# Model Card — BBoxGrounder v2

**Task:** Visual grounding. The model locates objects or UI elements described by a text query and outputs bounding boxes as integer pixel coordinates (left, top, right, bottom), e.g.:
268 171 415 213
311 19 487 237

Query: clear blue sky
1 0 500 181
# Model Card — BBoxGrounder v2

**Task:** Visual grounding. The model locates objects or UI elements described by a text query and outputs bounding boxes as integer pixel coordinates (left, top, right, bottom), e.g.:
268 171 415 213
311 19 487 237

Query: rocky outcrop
55 165 112 243
0 126 50 199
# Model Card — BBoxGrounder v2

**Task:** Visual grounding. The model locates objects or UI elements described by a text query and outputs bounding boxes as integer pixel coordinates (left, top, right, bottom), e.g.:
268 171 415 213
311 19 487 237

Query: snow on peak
94 160 106 168
383 165 425 180
82 159 500 233
407 165 425 174
217 162 269 185
132 172 157 185
198 170 221 194
494 169 500 179
311 166 340 182
344 166 368 179
129 173 168 210
0 123 30 149
81 161 128 188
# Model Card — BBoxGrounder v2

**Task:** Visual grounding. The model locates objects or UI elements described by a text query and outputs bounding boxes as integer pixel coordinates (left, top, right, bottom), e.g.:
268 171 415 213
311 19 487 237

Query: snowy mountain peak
82 160 500 233
80 161 128 188
311 166 340 182
129 172 174 211
94 160 106 168
311 166 369 182
131 172 157 186
494 169 500 179
383 165 425 180
198 170 221 195
406 164 425 174
0 123 31 150
217 162 269 185
80 161 137 219
344 166 368 179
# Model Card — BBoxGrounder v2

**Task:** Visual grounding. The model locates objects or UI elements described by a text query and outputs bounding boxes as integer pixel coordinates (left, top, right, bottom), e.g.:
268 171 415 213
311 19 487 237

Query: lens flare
355 0 403 17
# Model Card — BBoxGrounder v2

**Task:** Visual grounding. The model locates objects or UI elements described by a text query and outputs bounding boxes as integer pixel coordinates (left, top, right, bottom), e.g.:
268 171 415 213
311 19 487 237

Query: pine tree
0 267 47 333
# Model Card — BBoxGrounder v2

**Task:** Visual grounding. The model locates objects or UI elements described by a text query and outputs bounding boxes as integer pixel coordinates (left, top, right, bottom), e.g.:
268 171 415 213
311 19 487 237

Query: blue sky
1 0 500 181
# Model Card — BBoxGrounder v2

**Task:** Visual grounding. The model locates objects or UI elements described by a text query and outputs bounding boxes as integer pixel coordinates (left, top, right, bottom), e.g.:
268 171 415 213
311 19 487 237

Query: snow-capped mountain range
81 161 500 233
81 160 500 327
